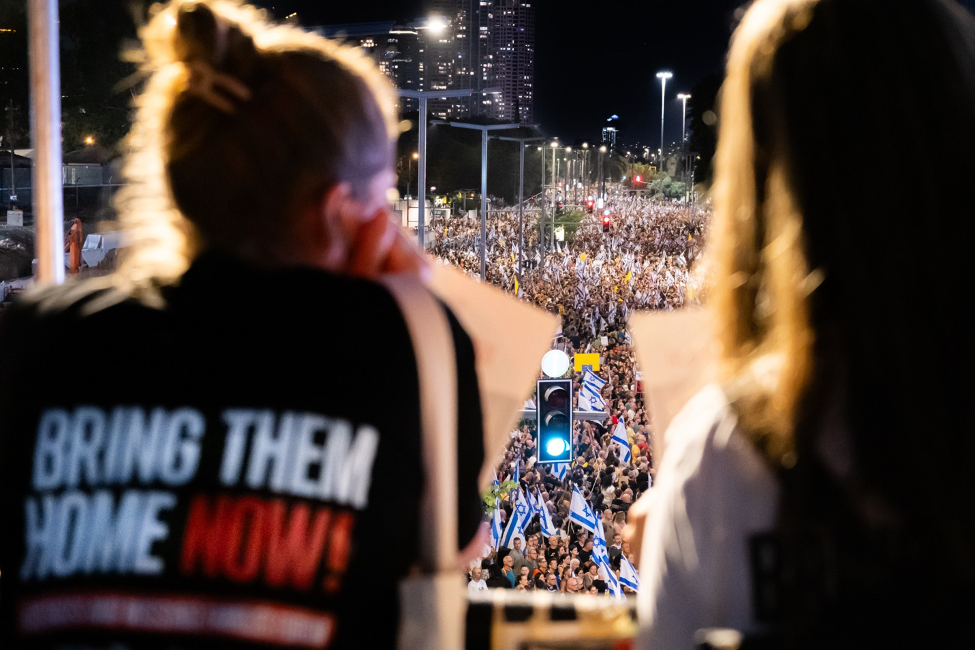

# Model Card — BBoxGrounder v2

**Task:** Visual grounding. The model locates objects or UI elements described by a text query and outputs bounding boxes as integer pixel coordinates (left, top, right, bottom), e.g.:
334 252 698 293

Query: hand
622 490 654 567
346 208 432 281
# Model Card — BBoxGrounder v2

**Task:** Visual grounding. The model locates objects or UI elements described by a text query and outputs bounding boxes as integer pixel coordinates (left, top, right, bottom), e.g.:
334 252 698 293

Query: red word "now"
180 493 353 592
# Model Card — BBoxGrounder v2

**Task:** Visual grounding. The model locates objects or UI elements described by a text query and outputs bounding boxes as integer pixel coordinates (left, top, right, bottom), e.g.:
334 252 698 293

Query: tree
650 173 687 199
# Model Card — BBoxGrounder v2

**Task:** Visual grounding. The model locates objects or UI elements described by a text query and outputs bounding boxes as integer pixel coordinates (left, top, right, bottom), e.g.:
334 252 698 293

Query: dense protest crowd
433 196 710 595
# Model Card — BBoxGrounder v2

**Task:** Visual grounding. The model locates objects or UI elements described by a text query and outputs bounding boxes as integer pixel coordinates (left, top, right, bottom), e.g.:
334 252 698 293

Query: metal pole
551 146 556 210
680 95 688 144
539 145 545 257
8 100 15 200
598 152 603 201
417 97 428 247
29 0 64 285
480 128 488 281
570 156 574 205
550 146 556 250
517 144 524 290
659 78 667 164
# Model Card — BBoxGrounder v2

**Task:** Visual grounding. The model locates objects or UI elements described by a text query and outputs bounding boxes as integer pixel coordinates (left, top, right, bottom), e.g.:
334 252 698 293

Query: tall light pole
677 93 691 144
494 135 543 292
538 145 545 255
598 145 607 203
581 142 589 198
28 0 65 284
656 71 673 169
399 87 501 247
549 141 558 250
447 121 520 280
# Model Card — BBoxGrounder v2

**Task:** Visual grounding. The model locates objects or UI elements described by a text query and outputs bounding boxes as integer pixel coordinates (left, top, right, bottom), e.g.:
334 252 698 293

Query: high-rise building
316 21 423 113
424 0 475 120
490 0 535 124
317 1 535 124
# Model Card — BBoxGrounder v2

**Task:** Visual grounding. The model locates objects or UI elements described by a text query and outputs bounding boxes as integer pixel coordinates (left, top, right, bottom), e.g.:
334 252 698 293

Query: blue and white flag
593 521 624 599
569 485 599 533
612 421 632 464
509 461 521 502
536 488 558 538
500 489 533 549
619 555 641 592
578 369 607 412
554 462 568 481
491 480 503 550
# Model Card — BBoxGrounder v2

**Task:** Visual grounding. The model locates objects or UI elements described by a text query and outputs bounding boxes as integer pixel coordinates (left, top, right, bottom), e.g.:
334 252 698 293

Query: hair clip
186 60 252 114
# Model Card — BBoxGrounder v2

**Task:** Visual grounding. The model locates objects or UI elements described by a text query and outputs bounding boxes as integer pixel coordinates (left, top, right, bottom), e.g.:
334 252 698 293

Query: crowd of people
432 195 711 595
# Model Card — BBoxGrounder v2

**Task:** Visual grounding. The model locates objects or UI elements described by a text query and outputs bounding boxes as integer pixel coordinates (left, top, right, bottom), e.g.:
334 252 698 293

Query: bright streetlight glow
656 71 673 158
425 16 447 34
412 151 419 159
677 93 692 143
84 135 94 146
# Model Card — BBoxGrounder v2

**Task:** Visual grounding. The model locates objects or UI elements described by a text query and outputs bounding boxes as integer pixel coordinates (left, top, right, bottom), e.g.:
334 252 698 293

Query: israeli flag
593 521 624 599
500 489 534 549
578 369 607 412
569 485 599 533
555 462 568 481
536 488 558 538
509 461 521 502
491 481 503 550
619 556 641 592
612 421 632 464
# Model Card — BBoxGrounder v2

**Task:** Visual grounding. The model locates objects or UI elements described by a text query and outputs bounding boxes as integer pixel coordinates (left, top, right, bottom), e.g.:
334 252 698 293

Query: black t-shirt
0 254 484 650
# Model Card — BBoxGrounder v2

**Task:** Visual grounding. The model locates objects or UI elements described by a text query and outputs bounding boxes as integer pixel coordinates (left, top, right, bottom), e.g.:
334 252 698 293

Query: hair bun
173 1 258 74
174 2 223 65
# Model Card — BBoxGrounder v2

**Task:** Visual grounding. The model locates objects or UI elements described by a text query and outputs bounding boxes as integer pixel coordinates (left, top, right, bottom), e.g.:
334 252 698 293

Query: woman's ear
315 182 374 271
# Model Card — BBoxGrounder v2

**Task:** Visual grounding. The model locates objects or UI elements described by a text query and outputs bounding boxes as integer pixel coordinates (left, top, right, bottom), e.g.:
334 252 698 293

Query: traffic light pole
447 122 520 280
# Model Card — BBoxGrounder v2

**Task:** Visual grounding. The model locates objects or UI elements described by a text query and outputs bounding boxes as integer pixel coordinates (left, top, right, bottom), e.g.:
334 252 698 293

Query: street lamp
656 71 673 164
446 121 520 280
677 93 691 144
598 145 607 202
494 135 543 292
399 86 500 246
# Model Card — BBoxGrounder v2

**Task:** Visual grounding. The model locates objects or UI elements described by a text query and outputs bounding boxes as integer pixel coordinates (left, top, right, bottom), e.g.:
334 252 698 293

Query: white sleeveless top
634 384 779 649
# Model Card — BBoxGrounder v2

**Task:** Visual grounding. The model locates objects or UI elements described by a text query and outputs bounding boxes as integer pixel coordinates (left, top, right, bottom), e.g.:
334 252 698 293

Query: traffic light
586 199 594 213
602 210 611 233
536 379 573 464
634 175 642 183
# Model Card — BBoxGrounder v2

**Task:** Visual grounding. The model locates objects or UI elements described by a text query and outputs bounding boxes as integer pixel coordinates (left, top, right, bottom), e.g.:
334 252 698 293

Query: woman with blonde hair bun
0 1 486 648
628 0 973 648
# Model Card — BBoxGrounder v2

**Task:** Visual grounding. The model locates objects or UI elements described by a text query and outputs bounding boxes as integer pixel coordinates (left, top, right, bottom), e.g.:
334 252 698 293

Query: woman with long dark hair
629 0 973 647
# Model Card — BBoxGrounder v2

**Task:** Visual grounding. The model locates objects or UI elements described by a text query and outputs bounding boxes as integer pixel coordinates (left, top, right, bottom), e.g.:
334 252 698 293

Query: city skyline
255 0 746 147
318 1 536 125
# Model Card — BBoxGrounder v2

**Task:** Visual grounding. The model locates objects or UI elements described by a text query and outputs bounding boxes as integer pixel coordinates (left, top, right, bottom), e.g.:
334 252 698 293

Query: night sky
253 0 747 148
